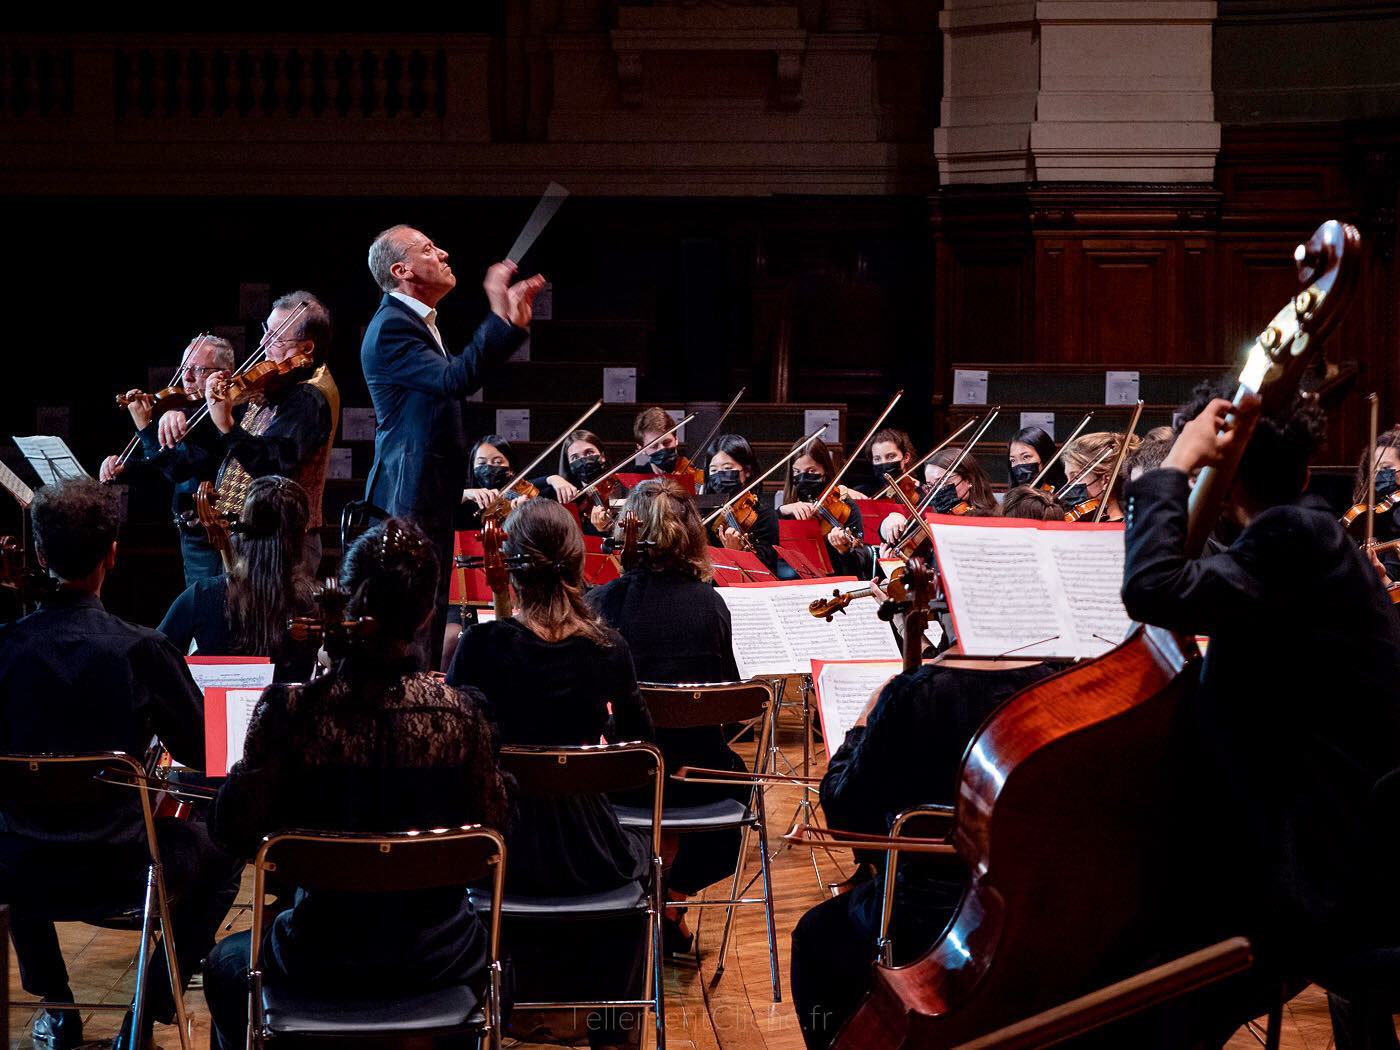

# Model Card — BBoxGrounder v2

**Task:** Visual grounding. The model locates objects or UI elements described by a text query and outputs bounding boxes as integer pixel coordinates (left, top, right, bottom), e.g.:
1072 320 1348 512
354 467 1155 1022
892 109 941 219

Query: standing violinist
199 292 339 576
361 224 545 670
1007 424 1063 490
558 429 628 537
99 336 235 586
1122 394 1400 1049
848 428 918 499
706 434 781 573
779 440 869 578
1061 430 1138 522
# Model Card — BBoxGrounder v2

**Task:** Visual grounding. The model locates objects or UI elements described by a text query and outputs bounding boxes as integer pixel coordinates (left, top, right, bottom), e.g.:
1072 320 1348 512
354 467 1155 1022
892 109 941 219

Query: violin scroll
287 580 379 658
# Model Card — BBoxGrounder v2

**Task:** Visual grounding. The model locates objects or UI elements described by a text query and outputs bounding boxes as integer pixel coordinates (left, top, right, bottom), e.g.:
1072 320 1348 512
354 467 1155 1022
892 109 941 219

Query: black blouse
158 575 315 682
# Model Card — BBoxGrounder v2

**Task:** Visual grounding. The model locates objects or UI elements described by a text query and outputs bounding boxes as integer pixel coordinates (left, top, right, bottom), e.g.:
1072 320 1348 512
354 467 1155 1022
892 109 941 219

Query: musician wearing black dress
446 499 654 1049
588 479 749 953
705 434 782 574
203 518 511 1050
1122 393 1400 1050
0 478 242 1050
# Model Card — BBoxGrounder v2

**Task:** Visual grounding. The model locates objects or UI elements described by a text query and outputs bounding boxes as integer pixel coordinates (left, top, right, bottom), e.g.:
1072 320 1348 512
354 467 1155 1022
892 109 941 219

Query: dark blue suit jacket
361 293 525 536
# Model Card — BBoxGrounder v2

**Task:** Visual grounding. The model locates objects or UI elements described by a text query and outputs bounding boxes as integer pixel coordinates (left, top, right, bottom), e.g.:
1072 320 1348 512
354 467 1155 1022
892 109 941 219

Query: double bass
832 220 1359 1047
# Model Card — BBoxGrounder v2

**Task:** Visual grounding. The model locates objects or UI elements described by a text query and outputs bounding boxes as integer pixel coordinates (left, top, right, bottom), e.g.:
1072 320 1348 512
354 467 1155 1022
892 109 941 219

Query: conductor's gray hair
367 225 415 293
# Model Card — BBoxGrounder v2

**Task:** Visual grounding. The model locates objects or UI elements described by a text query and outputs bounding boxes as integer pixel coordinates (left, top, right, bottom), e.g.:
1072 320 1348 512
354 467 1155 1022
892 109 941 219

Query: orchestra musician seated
998 483 1068 521
0 477 242 1050
633 405 698 488
1061 430 1139 522
458 434 565 531
157 476 318 681
848 428 919 499
588 479 749 954
1007 424 1063 490
779 440 870 577
446 499 655 1050
1121 393 1400 1050
876 446 998 553
789 654 1056 1049
558 429 629 537
202 518 510 1050
705 434 783 574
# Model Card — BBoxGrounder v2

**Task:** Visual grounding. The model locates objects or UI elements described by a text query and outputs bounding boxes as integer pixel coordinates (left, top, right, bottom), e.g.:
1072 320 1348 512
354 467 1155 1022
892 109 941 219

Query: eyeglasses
181 365 219 377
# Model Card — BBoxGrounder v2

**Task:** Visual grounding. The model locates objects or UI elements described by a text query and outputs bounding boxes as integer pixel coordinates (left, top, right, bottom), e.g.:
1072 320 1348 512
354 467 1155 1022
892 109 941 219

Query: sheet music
223 688 264 771
1040 529 1132 655
12 436 89 484
929 521 1130 659
0 459 34 508
717 580 900 678
813 660 902 754
186 658 275 691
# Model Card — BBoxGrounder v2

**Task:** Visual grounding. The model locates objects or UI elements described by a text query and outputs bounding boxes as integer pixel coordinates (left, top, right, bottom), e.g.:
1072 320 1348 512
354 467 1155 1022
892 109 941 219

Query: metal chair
616 680 781 1001
247 825 506 1050
875 804 959 966
487 742 667 1050
0 751 192 1050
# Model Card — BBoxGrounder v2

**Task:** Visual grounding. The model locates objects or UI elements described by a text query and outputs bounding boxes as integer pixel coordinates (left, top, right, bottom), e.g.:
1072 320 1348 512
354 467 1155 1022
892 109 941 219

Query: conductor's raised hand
1163 395 1262 475
484 261 548 329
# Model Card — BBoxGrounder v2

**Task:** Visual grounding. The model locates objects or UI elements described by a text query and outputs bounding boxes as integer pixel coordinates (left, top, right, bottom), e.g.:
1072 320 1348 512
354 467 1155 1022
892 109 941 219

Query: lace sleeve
238 685 293 771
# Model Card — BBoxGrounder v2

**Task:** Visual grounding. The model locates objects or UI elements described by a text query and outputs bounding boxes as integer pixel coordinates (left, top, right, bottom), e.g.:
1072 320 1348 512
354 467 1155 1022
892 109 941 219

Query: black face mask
571 455 605 485
474 464 512 490
873 461 902 482
930 485 962 514
649 447 679 474
793 472 825 502
1060 483 1090 510
1009 462 1039 488
709 469 743 495
1377 466 1399 501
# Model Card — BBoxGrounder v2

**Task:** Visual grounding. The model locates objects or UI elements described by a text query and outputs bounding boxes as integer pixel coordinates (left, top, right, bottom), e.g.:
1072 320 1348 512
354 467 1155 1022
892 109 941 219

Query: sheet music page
718 580 898 677
0 459 34 508
813 660 902 754
186 658 275 691
12 436 89 484
928 522 1067 658
1039 527 1132 656
715 587 794 678
223 688 265 771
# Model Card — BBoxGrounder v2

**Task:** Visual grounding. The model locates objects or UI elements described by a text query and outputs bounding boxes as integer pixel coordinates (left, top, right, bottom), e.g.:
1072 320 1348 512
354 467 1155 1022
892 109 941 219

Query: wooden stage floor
3 700 1373 1049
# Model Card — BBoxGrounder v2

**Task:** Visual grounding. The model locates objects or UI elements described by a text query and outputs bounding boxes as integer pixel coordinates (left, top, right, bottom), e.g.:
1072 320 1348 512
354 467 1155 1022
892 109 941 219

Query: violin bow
499 400 606 499
1028 412 1093 490
181 300 310 433
688 386 747 467
700 423 830 528
574 411 697 502
890 406 999 550
875 417 976 499
1092 400 1144 524
815 390 904 507
1366 392 1380 551
115 334 213 470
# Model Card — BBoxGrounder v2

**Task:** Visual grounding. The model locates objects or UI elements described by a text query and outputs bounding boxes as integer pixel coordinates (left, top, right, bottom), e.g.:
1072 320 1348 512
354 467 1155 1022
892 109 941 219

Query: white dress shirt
389 291 446 356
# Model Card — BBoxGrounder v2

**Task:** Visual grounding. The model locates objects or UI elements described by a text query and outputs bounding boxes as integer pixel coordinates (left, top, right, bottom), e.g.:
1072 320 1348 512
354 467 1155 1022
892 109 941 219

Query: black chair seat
261 982 482 1036
471 880 647 918
615 799 751 831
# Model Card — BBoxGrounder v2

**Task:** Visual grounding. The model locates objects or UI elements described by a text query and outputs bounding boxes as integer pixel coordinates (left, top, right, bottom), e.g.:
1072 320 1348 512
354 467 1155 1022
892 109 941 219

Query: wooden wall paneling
1080 239 1174 364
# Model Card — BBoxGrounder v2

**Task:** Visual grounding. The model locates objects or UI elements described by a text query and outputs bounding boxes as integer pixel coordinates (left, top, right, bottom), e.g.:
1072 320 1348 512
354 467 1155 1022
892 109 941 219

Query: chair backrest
637 681 771 731
250 824 506 975
498 742 662 799
498 743 664 855
0 752 157 853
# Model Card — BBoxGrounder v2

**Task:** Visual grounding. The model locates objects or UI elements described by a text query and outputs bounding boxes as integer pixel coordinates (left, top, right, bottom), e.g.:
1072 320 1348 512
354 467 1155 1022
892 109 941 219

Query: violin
287 579 380 660
208 350 315 406
832 220 1360 1048
664 455 706 490
480 476 540 526
601 512 653 572
1062 495 1103 523
0 535 53 606
711 490 759 550
1342 491 1400 534
811 391 905 538
115 385 203 420
809 565 908 622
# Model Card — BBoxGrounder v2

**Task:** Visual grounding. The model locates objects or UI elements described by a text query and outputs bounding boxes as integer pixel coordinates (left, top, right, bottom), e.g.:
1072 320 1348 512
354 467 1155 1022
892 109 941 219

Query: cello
832 220 1360 1047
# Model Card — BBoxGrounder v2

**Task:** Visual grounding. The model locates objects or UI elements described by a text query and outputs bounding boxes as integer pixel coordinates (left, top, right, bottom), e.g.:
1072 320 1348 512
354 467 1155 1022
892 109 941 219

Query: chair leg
651 858 667 1050
152 864 191 1050
127 867 158 1050
1264 991 1283 1050
755 819 780 1003
489 960 503 1050
713 825 752 982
